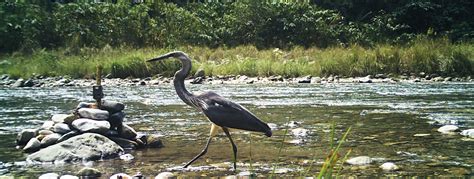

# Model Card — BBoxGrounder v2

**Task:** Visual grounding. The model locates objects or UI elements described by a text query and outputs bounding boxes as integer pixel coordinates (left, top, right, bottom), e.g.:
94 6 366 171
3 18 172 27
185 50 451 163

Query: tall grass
1 38 473 79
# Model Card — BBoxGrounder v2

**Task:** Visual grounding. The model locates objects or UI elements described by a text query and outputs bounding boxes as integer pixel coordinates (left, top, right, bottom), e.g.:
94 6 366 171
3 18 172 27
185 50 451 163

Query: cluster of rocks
1 71 472 88
437 125 474 138
16 100 163 163
37 168 175 179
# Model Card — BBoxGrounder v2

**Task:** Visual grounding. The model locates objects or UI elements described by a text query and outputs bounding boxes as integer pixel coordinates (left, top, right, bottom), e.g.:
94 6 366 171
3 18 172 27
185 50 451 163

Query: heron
147 51 272 170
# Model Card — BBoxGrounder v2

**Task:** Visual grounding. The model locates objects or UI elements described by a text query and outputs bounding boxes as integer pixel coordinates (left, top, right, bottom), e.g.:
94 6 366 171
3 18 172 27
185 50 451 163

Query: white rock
460 129 474 138
41 121 55 130
39 173 59 179
59 175 79 179
437 125 459 134
110 173 131 179
77 108 109 120
51 114 72 123
119 154 134 161
360 110 368 116
291 128 309 137
379 162 400 171
346 156 373 165
155 172 175 179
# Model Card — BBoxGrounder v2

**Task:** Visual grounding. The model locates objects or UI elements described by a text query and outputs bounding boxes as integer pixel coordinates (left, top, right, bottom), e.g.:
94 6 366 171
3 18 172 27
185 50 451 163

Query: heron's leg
222 127 238 170
183 124 219 168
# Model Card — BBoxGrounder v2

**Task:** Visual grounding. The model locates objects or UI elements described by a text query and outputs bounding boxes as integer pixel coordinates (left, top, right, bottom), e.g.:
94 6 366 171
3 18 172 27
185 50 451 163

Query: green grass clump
1 38 473 79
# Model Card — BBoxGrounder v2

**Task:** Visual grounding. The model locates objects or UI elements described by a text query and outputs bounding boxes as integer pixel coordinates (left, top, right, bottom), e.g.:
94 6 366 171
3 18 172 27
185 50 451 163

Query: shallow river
0 82 473 177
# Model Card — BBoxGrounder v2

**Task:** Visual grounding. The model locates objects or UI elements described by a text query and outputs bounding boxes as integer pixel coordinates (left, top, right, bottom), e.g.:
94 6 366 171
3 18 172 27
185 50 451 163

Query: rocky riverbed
0 72 472 88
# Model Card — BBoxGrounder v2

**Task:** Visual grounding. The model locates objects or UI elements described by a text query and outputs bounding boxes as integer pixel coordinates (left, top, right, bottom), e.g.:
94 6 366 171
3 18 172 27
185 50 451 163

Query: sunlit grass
1 38 473 79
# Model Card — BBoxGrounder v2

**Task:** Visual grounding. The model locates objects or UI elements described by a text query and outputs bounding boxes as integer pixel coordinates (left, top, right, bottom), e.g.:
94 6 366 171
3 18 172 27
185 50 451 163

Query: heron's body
148 51 271 170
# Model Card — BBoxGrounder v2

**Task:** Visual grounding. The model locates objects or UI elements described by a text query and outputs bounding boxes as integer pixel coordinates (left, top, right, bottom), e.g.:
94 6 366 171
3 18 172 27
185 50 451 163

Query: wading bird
147 51 272 170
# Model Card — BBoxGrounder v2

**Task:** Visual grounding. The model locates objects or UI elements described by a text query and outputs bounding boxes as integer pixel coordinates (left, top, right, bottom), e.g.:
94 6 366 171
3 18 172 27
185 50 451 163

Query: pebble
155 172 175 179
110 173 132 179
379 162 400 171
39 173 59 179
437 125 459 134
119 154 135 161
346 156 373 165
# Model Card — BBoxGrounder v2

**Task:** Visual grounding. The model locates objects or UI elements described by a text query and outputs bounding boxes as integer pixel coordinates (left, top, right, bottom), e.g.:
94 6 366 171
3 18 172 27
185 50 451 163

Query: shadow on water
0 82 473 177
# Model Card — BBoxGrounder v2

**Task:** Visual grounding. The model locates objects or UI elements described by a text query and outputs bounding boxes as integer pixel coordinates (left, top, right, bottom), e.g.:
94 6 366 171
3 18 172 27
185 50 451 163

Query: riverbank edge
1 73 472 88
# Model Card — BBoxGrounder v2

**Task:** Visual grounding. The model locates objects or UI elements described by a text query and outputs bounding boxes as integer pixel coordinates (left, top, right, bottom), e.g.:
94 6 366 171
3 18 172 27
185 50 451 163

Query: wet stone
77 108 109 120
76 167 102 177
380 162 400 171
146 134 163 148
39 173 59 179
460 129 474 138
40 133 62 147
120 124 137 140
53 123 72 134
110 137 138 149
100 100 125 114
51 114 73 123
437 125 459 134
16 129 37 145
346 156 373 165
23 138 41 153
119 153 134 161
72 118 110 134
11 79 24 87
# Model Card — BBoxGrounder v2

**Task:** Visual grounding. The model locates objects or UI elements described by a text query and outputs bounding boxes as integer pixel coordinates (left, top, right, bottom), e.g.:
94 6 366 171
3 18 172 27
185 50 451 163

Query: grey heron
147 51 272 170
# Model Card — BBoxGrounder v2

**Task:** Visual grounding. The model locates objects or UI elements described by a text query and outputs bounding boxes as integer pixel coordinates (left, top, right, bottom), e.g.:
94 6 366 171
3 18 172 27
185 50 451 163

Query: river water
0 82 473 177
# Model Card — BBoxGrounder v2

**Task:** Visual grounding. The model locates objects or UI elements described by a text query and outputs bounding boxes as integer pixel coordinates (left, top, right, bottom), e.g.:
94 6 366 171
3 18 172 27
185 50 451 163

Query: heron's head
147 51 187 62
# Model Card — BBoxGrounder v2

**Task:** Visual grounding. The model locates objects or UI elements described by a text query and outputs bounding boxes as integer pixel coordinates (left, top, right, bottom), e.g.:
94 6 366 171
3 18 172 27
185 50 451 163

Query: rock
155 172 175 179
346 156 373 165
119 154 134 161
59 175 79 179
56 130 80 143
72 118 110 134
298 77 311 83
23 138 41 153
110 173 132 179
379 162 400 171
139 81 146 85
110 137 138 149
0 74 9 80
119 124 137 140
132 172 144 179
11 79 24 87
311 77 322 83
432 77 444 82
100 100 125 114
40 133 62 147
444 77 452 82
63 115 77 125
76 102 96 110
77 108 109 120
374 74 387 79
194 69 205 78
460 129 474 138
27 133 123 163
76 167 102 177
39 173 59 179
51 114 73 123
437 125 459 134
358 77 372 83
17 129 37 145
360 110 369 116
108 112 125 130
23 79 35 87
38 130 54 136
191 77 203 84
53 123 72 134
41 121 55 130
146 134 164 148
291 128 309 138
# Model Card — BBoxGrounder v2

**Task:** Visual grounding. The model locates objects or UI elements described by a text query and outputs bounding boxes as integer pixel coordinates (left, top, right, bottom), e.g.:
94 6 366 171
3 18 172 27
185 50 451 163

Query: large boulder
77 108 109 120
72 118 110 134
27 133 123 163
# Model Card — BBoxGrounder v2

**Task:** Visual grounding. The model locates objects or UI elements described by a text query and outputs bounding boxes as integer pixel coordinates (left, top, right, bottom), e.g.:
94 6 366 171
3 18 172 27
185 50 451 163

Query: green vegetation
1 38 473 78
1 1 473 78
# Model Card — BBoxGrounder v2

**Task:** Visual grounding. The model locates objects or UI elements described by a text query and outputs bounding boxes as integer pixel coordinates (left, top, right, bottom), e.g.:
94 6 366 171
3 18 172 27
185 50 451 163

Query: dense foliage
1 1 473 53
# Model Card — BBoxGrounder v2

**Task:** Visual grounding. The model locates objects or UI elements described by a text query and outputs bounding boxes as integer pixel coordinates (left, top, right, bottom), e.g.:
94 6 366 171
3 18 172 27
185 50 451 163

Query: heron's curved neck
174 57 196 107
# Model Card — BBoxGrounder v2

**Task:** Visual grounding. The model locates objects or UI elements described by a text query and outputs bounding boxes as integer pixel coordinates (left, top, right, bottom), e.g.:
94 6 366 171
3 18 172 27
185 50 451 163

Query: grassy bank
1 38 473 79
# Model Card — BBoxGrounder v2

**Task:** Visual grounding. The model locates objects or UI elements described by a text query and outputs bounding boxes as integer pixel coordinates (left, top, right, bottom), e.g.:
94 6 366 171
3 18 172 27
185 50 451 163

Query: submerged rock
72 118 110 134
437 125 459 134
27 133 123 163
17 129 37 145
346 156 373 165
77 108 109 120
146 134 164 148
76 167 102 178
379 162 400 171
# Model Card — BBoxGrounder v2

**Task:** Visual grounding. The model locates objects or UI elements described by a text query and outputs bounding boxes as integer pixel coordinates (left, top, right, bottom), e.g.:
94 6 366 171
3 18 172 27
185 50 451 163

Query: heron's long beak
147 52 175 62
